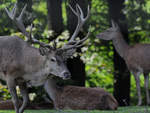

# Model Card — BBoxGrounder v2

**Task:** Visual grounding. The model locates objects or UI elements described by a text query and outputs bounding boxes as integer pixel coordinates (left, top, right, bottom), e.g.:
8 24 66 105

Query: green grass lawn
0 106 150 113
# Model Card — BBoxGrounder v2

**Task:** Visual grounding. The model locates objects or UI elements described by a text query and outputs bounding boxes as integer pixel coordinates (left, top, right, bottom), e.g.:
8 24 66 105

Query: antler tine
17 4 27 21
76 4 84 20
5 3 30 38
68 4 78 17
62 26 91 51
28 24 51 47
57 4 90 58
5 3 17 20
29 23 33 42
12 3 17 17
59 4 90 51
68 4 90 42
84 5 90 21
68 4 83 42
5 3 51 48
15 4 30 38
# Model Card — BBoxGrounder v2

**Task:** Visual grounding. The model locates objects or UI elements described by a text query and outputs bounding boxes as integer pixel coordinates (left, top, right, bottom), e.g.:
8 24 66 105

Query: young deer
2 3 90 113
97 21 150 106
44 79 118 110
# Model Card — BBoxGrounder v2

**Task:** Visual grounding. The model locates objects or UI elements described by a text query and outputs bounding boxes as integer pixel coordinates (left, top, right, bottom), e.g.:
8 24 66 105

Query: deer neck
44 79 59 102
112 32 129 58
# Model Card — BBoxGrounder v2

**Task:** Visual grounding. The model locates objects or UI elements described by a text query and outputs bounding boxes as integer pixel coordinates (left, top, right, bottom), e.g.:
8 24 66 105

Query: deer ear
111 20 120 31
39 46 49 56
111 20 116 28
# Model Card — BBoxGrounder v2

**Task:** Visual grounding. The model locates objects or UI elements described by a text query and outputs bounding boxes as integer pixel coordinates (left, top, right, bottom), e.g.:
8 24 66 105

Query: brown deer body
3 3 90 113
97 21 150 106
44 79 118 110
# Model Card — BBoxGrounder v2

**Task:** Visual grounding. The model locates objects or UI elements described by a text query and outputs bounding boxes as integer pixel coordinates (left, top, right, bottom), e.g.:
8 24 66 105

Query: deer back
125 44 150 73
54 85 118 110
0 36 45 80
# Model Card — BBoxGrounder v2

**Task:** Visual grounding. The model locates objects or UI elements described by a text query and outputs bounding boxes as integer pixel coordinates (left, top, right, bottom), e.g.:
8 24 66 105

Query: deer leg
132 71 142 106
144 73 150 105
19 82 29 113
7 78 19 113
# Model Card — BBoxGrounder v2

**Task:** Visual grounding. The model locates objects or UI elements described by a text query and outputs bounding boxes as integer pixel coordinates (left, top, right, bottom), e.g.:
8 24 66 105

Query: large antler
5 3 50 47
60 4 90 51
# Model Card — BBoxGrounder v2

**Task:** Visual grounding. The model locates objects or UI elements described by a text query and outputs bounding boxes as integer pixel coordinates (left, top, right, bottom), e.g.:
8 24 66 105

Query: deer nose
63 72 71 79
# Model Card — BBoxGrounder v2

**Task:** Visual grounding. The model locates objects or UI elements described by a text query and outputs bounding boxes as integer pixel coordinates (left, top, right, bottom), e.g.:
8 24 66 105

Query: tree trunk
107 0 130 106
46 0 64 37
66 0 89 86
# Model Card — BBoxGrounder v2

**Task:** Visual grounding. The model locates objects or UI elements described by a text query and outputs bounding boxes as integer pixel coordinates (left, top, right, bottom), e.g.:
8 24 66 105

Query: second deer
97 21 150 106
45 78 118 110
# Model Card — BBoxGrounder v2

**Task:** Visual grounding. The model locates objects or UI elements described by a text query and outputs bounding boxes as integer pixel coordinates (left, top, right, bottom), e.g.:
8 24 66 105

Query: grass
0 106 150 113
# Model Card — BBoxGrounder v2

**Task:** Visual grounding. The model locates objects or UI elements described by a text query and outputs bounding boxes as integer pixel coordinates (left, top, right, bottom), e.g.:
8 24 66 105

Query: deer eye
51 57 56 62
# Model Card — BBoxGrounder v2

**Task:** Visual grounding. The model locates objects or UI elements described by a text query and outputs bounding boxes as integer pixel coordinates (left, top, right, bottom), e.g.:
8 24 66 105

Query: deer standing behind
2 3 90 113
97 21 150 106
44 79 118 110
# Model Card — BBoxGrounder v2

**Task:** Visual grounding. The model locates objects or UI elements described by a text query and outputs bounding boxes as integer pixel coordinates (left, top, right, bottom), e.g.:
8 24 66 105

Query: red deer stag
97 20 150 106
44 79 118 110
2 3 90 113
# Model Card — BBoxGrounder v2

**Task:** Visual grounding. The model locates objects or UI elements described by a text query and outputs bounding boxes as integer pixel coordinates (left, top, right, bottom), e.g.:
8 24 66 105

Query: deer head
5 3 90 80
96 20 120 40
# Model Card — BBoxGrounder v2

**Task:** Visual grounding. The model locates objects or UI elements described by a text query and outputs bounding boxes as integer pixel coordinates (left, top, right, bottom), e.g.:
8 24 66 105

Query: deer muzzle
61 71 71 80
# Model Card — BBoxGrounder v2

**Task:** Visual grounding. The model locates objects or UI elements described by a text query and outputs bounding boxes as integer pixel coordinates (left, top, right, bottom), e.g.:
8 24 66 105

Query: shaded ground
0 106 150 113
